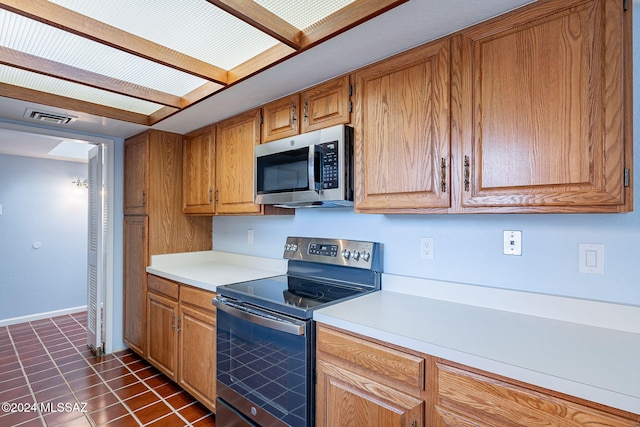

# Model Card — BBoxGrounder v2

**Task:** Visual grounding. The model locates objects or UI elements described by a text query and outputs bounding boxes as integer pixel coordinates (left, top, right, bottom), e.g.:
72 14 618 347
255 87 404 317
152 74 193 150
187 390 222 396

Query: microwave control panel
317 141 339 189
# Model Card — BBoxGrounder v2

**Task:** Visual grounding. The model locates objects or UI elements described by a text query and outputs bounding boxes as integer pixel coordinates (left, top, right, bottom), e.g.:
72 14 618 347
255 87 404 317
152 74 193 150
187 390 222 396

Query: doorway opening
0 121 116 354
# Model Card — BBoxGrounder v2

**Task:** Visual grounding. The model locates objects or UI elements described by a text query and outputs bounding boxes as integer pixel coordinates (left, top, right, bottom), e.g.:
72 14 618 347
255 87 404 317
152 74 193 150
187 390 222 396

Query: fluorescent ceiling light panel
48 0 281 70
255 0 356 30
0 9 208 96
0 64 163 115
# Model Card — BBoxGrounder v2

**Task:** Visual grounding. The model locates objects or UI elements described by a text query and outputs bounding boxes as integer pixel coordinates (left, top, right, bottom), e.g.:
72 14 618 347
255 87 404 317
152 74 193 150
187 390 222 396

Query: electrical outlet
420 237 434 260
503 230 522 256
247 229 254 244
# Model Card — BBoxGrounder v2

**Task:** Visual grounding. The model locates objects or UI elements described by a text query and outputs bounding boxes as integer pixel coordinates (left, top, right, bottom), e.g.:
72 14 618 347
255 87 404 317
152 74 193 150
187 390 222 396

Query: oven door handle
214 298 306 336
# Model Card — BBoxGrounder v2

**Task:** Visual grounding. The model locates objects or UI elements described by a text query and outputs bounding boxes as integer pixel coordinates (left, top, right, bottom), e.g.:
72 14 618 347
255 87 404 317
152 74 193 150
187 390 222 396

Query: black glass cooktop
216 274 371 319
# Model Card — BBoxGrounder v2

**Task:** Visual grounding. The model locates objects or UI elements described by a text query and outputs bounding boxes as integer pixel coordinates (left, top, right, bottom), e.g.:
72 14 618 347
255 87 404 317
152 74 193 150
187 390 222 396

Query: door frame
0 120 116 353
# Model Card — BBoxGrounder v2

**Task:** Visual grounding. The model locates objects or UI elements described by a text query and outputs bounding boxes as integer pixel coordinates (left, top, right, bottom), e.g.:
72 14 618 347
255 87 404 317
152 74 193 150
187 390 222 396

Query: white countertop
314 274 640 414
146 251 287 292
145 252 640 413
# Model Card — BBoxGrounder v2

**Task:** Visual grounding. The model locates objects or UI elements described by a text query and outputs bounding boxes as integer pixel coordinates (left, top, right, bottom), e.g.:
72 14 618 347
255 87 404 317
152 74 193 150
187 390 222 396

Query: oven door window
256 147 310 194
217 308 312 427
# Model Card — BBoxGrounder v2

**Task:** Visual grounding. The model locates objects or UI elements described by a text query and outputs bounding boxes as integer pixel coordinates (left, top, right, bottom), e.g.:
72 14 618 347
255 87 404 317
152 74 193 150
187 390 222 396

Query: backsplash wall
211 9 640 307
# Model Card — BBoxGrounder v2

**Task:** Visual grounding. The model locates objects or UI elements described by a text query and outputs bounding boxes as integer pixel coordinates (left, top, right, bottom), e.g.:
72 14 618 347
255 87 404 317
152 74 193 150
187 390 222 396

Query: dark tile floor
0 312 216 426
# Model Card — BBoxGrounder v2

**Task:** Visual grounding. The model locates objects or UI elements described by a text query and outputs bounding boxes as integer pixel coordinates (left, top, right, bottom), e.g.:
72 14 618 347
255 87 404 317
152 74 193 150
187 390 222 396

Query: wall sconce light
72 177 88 188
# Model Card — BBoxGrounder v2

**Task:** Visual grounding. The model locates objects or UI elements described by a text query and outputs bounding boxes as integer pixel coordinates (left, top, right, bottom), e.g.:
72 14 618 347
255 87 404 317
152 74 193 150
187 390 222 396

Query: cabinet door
124 133 149 215
147 291 178 381
454 0 630 212
123 216 147 356
301 76 351 133
353 39 451 212
434 362 638 427
215 109 262 214
262 93 300 142
183 127 215 215
179 305 216 413
316 360 424 427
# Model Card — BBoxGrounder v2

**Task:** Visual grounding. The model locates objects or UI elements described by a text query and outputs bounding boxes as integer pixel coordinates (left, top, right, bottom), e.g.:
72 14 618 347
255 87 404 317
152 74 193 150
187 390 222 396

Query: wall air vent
24 109 77 125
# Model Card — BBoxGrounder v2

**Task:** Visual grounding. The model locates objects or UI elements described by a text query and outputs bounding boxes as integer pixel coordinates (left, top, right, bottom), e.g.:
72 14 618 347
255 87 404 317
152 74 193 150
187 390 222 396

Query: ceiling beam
0 46 182 108
0 0 230 84
227 0 409 84
206 0 302 49
300 0 410 47
0 82 152 125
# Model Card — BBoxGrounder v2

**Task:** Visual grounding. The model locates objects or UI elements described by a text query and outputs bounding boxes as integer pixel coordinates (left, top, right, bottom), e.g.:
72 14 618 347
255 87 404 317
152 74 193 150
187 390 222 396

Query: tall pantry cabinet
123 130 212 357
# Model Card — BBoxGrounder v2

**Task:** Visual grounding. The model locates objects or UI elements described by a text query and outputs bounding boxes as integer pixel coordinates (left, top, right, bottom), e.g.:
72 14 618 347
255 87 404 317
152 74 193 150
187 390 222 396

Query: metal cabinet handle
171 313 175 332
176 317 181 336
291 102 297 124
464 155 470 192
440 157 447 193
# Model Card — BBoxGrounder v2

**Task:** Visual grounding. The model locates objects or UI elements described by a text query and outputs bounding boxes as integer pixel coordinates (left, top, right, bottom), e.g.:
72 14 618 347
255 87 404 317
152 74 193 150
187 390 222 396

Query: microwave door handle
308 145 317 192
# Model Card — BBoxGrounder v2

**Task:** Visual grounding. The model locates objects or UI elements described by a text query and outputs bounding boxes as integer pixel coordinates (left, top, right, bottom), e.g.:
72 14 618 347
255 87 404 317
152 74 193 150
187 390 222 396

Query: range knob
352 251 360 261
285 244 298 252
362 251 371 262
341 249 351 259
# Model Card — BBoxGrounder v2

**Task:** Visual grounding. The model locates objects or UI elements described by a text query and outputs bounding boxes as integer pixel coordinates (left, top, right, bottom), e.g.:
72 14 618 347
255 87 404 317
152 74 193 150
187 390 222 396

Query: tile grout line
45 315 147 427
53 315 192 426
29 315 97 427
4 314 213 427
4 323 47 427
115 355 195 427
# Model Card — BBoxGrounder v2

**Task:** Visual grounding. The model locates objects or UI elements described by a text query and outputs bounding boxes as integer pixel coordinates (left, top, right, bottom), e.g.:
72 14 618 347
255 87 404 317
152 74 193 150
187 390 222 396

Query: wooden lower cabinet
147 288 178 380
123 216 148 356
316 360 424 427
146 275 217 413
316 324 640 427
433 362 639 427
316 324 426 427
178 286 217 412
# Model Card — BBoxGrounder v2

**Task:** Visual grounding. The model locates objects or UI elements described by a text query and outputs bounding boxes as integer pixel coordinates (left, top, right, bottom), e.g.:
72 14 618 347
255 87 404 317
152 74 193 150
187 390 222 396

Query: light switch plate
578 243 604 274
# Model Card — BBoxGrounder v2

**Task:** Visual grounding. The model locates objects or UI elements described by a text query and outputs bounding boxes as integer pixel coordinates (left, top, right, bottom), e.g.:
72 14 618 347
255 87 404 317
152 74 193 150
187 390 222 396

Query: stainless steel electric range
213 237 382 427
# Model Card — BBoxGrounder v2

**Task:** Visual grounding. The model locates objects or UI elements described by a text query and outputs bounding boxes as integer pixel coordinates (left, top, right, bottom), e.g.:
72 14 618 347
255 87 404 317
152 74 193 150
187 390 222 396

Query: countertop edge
313 291 640 414
145 251 288 292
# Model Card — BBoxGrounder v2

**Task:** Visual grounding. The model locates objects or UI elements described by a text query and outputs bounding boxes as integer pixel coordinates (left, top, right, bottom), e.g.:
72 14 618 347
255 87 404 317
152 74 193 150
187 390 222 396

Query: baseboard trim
0 306 87 327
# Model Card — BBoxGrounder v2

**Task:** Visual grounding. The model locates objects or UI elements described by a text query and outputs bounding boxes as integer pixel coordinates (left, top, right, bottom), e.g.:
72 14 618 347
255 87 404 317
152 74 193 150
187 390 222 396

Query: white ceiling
0 0 544 158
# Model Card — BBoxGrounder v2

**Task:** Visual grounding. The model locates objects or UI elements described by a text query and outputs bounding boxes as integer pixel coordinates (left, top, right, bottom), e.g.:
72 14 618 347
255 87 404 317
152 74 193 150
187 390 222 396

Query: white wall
210 10 640 307
0 154 88 320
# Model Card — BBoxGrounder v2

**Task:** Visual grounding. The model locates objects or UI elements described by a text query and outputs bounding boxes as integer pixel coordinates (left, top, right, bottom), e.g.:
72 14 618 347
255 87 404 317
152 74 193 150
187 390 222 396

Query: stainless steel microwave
255 124 354 208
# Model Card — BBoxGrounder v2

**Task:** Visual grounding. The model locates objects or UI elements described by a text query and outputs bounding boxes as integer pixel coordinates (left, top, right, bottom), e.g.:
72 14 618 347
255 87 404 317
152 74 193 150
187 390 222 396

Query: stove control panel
283 237 381 270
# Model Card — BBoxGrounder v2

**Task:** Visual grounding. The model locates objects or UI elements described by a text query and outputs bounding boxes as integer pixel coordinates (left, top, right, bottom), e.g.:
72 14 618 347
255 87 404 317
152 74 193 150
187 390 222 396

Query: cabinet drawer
435 363 637 427
179 285 216 314
147 274 179 300
317 325 424 390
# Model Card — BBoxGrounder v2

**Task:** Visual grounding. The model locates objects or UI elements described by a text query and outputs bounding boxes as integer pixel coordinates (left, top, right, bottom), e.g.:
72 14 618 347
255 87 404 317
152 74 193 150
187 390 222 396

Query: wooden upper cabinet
262 93 300 143
215 109 262 215
453 0 632 212
183 126 215 215
353 39 451 213
124 132 149 215
301 75 351 133
262 76 352 142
